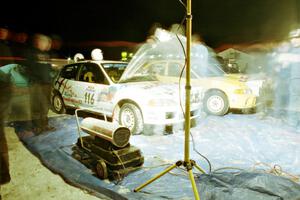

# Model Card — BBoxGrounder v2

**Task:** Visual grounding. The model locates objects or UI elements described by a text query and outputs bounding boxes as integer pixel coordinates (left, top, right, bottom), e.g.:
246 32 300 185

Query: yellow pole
134 1 203 199
186 1 201 199
184 0 192 163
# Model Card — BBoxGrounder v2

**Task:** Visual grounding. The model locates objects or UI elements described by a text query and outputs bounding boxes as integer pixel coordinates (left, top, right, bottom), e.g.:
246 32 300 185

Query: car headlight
148 99 177 107
233 88 252 94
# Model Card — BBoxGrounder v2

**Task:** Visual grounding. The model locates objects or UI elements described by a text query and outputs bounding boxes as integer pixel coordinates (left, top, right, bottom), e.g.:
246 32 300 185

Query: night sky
1 0 299 48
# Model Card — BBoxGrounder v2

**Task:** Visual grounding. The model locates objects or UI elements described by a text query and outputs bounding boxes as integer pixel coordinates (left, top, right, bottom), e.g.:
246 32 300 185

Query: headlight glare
234 88 252 94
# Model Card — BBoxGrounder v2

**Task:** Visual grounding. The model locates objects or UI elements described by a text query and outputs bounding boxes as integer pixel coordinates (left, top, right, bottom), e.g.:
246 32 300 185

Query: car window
191 57 225 77
118 60 159 83
167 62 198 79
60 64 79 80
168 62 182 77
78 63 108 84
134 61 166 76
146 62 166 76
102 63 127 83
194 63 224 77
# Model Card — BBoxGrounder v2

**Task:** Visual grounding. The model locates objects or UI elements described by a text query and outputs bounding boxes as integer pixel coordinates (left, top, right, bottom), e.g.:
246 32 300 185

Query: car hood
120 81 179 97
157 74 247 88
207 75 246 85
117 81 202 104
224 73 248 82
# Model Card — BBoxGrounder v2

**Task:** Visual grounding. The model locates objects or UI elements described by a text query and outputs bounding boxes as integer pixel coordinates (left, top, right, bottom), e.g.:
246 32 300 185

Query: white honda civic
51 59 201 135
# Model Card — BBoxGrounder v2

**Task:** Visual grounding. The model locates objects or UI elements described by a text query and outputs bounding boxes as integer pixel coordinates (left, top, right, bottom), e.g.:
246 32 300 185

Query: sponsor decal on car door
76 63 113 114
60 79 82 107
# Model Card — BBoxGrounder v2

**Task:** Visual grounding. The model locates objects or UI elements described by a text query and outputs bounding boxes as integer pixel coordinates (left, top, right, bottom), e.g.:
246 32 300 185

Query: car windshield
192 58 225 77
102 63 127 83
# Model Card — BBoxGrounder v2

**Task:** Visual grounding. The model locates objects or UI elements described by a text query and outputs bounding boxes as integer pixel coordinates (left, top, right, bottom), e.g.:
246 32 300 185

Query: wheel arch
52 88 62 96
51 89 66 114
203 88 230 115
113 99 144 121
204 88 229 105
114 99 144 135
51 89 62 103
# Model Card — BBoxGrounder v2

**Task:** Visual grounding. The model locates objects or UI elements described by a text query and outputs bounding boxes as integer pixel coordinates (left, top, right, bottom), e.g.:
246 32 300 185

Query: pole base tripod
134 0 202 199
134 160 205 200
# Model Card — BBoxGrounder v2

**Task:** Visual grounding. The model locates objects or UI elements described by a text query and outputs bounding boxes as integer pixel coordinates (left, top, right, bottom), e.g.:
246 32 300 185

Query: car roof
73 60 128 65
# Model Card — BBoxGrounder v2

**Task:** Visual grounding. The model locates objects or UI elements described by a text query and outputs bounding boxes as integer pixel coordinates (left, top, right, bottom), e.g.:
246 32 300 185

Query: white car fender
112 86 150 110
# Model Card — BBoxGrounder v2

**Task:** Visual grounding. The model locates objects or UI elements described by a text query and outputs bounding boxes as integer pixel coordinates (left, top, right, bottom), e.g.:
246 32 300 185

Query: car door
54 64 81 108
76 62 112 115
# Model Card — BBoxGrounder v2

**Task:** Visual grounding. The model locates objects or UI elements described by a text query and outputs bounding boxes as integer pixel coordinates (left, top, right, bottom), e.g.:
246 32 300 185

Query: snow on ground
132 112 300 180
6 112 300 199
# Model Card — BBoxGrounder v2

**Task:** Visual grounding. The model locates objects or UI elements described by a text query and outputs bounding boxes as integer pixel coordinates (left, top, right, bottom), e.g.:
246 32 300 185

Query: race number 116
84 92 95 105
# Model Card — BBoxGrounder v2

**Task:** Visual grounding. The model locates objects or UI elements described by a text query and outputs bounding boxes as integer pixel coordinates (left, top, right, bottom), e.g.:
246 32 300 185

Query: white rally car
51 59 202 134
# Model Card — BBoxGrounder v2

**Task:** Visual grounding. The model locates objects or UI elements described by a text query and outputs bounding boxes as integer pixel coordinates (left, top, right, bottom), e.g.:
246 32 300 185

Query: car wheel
96 159 108 179
203 90 229 116
119 103 143 135
52 93 66 114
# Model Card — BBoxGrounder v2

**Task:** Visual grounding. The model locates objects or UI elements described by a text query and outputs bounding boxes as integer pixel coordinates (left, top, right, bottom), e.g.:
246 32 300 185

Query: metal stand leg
134 160 205 200
193 162 206 174
134 161 182 192
188 169 200 200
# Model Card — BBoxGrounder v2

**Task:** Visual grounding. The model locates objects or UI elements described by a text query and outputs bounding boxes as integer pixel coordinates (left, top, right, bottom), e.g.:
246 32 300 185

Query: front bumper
228 94 256 109
142 106 200 125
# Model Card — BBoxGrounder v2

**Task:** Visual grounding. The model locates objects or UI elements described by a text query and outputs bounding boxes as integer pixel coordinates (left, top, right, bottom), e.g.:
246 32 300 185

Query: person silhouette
24 33 55 134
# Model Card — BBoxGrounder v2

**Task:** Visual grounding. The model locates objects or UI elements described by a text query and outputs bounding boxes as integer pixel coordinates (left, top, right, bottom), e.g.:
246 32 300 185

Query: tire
203 90 229 116
96 159 108 179
52 93 66 114
119 103 144 135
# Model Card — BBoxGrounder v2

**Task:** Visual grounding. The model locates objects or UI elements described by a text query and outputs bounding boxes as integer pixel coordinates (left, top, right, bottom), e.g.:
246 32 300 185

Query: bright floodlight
154 28 172 42
289 28 300 38
91 48 103 61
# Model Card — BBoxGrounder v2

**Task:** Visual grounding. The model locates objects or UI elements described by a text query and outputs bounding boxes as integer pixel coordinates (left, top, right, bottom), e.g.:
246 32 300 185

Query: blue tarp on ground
12 113 300 200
